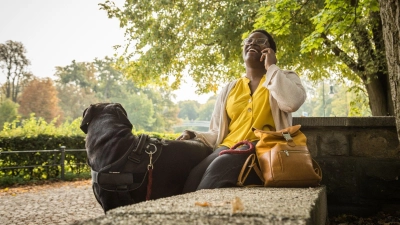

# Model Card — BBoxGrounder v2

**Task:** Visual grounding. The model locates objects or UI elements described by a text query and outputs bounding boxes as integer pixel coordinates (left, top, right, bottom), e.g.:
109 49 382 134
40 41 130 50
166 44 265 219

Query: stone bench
74 186 327 225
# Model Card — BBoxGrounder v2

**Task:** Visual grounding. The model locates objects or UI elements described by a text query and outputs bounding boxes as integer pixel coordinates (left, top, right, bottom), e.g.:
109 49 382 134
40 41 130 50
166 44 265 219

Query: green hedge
0 132 179 186
0 135 88 183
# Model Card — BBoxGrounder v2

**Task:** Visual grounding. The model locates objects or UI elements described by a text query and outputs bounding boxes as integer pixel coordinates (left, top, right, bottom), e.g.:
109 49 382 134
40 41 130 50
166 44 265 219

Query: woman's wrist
186 130 195 139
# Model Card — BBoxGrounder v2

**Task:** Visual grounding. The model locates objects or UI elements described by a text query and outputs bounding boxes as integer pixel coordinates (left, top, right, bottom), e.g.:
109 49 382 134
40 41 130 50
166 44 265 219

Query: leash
145 142 157 201
218 140 255 155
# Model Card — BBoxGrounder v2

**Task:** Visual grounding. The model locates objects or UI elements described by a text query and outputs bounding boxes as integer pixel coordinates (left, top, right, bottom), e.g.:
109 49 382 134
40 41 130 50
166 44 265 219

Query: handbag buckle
282 132 293 142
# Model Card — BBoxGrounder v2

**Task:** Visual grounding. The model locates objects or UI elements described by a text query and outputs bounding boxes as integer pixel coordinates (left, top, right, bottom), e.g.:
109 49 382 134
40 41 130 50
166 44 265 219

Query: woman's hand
176 130 195 140
260 48 277 71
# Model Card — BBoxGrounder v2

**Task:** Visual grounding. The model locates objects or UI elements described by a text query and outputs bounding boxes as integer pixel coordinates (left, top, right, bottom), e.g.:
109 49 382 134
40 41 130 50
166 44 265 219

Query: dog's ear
115 104 133 130
80 105 94 134
116 103 128 117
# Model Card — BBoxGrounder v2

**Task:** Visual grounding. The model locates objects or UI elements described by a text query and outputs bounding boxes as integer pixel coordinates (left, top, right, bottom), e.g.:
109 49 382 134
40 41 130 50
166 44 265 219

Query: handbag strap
312 158 323 178
218 140 255 156
237 153 264 186
237 154 255 186
251 161 264 183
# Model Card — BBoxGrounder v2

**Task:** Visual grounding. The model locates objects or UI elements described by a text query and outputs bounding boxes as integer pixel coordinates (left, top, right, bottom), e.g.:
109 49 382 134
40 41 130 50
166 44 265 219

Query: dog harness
90 134 165 201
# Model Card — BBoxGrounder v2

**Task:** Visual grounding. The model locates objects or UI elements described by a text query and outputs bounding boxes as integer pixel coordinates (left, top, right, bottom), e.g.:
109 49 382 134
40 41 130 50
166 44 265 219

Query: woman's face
242 32 270 64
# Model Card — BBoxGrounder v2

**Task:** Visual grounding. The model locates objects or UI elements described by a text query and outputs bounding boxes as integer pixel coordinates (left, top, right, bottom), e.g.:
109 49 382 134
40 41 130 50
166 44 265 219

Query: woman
177 29 307 193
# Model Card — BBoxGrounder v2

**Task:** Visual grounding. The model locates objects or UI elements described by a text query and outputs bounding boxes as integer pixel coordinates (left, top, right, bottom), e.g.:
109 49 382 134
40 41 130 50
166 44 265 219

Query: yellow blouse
220 76 275 148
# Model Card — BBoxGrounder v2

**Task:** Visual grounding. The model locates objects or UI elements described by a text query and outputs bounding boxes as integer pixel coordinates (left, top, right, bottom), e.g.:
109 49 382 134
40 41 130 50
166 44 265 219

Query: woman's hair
251 29 277 53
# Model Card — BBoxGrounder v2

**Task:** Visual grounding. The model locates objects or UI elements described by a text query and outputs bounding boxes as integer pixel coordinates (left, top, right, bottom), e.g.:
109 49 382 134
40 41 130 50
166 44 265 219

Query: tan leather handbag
238 125 322 187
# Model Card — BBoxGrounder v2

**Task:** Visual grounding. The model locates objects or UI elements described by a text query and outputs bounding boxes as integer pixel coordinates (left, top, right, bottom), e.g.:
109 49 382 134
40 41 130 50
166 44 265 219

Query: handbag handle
237 153 256 186
237 153 264 186
218 140 255 156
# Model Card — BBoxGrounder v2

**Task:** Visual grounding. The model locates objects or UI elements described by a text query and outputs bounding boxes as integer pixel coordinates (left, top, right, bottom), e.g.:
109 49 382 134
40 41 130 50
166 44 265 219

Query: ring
145 143 158 154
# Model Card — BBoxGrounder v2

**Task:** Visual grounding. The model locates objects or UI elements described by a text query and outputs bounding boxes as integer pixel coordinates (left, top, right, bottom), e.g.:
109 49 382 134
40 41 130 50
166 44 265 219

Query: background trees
198 96 216 121
0 40 32 103
56 84 99 120
113 93 156 131
138 88 180 132
54 60 101 120
18 78 62 124
178 100 200 121
294 81 371 117
0 99 18 128
53 57 180 132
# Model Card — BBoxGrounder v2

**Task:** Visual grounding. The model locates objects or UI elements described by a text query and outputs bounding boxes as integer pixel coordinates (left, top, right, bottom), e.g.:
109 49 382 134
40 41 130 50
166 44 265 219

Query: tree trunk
379 0 400 143
363 72 391 116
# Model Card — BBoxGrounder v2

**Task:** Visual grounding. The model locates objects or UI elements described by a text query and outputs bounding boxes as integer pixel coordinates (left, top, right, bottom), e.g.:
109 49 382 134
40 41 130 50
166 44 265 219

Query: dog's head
80 103 133 134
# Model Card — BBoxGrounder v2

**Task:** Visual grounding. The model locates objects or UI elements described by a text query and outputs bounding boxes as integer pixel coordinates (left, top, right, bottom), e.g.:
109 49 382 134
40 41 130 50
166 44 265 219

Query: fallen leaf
231 197 244 214
195 201 211 207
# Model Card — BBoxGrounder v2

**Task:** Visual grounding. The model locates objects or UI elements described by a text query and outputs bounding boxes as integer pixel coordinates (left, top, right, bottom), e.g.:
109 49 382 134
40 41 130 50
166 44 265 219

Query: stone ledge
74 186 327 225
293 117 395 127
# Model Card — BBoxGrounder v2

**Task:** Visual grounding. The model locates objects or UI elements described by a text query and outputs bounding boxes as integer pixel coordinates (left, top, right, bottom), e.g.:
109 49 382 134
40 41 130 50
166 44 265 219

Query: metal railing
172 120 210 128
0 146 87 180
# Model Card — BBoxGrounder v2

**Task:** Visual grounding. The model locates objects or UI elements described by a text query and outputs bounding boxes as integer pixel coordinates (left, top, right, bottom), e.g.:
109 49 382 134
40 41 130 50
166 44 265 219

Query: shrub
0 116 180 186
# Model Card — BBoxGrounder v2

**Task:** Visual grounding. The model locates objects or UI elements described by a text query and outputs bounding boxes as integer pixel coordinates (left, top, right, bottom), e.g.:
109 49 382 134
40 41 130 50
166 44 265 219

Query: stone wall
293 117 400 216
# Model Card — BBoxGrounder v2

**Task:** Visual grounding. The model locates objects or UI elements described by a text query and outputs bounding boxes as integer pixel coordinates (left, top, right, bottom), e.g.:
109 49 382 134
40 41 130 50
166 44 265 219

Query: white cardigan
191 64 306 150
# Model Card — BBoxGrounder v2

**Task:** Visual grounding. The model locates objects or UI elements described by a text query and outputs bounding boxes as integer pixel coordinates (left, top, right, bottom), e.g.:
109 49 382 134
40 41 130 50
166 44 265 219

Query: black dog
80 103 212 213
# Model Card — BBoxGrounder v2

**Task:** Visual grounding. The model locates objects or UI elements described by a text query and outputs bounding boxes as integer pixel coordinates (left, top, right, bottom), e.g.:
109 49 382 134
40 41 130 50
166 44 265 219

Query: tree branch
321 33 362 73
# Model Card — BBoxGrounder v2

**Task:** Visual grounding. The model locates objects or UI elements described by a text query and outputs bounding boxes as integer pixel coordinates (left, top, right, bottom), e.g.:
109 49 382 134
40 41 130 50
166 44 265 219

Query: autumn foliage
18 78 63 124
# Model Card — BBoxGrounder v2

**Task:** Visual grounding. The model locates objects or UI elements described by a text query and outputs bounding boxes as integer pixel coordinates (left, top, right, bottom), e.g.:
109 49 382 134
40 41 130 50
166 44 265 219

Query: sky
0 0 213 103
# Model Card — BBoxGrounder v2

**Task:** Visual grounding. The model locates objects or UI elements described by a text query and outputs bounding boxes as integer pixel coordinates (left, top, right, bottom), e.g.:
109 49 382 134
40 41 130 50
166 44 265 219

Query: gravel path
0 180 104 225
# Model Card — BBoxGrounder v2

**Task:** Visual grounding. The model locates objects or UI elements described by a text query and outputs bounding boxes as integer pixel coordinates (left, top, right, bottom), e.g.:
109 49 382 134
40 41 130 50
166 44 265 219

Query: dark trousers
182 141 262 193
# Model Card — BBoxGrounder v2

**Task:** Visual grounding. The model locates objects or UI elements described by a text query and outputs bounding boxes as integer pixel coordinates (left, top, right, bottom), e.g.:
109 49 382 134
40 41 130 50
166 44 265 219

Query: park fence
0 146 88 181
